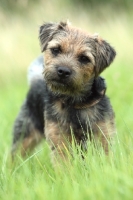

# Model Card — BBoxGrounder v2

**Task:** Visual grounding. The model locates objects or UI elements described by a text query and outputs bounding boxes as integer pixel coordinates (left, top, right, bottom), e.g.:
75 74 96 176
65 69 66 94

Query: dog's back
12 56 45 157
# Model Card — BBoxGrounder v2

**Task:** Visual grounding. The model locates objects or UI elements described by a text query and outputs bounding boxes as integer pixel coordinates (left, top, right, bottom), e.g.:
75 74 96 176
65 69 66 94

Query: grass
0 1 133 199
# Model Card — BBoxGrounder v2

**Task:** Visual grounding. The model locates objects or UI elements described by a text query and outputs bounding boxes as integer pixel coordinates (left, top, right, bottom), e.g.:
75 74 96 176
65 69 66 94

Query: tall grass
0 1 133 199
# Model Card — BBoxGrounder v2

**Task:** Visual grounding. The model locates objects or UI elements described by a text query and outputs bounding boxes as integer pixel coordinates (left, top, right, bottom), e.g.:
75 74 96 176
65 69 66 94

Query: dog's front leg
45 119 72 166
93 119 116 154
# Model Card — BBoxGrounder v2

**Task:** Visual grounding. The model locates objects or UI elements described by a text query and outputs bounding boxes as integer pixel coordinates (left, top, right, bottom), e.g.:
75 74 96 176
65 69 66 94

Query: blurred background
0 0 133 146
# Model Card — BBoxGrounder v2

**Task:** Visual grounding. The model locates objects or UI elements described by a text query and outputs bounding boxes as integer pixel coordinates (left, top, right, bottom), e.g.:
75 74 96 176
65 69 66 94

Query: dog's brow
48 40 60 49
85 52 95 65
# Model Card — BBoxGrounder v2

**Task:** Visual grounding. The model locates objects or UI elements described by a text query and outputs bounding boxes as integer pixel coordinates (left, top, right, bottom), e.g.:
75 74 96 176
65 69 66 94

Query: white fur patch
27 55 44 85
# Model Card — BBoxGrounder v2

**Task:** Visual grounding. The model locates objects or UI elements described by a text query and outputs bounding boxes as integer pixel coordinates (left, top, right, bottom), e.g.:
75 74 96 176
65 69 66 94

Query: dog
11 21 116 165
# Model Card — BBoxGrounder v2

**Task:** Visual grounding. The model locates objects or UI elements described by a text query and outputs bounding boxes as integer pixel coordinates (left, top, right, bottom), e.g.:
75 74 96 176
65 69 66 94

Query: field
0 1 133 199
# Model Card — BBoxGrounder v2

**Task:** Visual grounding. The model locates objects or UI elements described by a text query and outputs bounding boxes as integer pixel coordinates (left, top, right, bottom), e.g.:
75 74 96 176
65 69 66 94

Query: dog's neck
48 77 106 109
74 77 106 109
61 86 105 110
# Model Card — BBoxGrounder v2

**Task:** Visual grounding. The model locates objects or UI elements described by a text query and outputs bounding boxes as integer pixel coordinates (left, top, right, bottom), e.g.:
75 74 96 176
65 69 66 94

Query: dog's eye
78 55 91 64
50 47 61 56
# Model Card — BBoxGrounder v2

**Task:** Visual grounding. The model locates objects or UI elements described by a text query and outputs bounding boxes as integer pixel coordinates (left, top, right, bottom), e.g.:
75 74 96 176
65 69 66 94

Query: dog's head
39 22 116 96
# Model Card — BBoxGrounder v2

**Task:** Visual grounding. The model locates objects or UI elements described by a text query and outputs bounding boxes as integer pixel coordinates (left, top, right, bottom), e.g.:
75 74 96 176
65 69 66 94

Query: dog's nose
57 66 71 78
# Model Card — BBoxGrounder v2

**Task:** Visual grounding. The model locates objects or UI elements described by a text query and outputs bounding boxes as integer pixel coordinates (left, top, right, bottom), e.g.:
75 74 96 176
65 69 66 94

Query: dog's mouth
46 78 82 96
51 78 68 85
47 78 71 90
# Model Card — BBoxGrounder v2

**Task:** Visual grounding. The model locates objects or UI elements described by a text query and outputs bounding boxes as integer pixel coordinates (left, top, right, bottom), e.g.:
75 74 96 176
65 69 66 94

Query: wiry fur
12 22 116 164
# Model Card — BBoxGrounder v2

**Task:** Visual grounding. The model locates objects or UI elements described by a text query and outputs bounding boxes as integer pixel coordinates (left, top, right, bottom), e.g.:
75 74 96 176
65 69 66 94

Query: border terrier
11 21 116 164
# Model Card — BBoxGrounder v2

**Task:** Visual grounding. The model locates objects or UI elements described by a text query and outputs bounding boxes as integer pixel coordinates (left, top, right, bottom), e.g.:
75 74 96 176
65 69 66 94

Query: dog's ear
39 22 67 52
93 35 116 77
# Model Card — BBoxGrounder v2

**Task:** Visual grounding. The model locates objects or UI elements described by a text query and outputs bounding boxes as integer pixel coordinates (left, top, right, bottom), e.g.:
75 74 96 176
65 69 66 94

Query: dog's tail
27 55 44 85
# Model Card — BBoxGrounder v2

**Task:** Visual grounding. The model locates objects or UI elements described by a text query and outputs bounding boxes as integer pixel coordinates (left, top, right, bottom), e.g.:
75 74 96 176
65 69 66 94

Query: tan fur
45 119 73 165
93 120 115 153
21 129 43 157
43 27 97 96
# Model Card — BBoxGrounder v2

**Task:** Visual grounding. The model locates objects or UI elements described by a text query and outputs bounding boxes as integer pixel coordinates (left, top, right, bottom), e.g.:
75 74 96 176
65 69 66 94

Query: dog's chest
48 100 98 133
